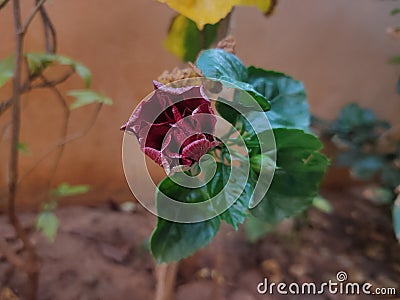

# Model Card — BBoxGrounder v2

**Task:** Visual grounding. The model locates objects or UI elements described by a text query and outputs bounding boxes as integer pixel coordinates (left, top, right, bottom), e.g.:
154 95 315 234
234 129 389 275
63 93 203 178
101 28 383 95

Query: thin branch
0 69 74 117
32 68 73 88
9 0 25 249
0 237 25 270
20 0 47 34
1 264 15 287
19 103 103 183
0 0 10 10
36 0 57 53
0 97 12 115
9 1 40 298
39 74 70 191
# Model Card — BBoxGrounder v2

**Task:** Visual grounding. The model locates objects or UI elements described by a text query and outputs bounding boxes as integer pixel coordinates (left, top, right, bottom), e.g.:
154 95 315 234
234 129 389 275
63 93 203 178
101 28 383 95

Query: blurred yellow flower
159 0 276 30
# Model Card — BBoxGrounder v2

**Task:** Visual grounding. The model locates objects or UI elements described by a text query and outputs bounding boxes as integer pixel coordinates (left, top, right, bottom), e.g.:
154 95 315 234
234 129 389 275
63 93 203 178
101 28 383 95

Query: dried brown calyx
216 35 236 54
157 64 203 85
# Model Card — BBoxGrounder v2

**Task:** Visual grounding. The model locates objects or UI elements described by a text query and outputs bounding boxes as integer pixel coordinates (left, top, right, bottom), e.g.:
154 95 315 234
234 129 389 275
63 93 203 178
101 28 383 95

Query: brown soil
1 188 399 300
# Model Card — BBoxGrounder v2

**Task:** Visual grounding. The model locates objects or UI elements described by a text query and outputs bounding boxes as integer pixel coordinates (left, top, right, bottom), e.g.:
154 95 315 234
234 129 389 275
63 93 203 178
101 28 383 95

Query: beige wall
0 0 399 207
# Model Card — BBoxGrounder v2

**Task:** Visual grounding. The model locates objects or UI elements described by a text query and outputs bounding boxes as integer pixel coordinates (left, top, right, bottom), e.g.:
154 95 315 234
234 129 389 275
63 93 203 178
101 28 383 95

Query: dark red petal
161 126 185 158
180 157 193 166
180 133 206 149
138 122 171 150
172 105 183 122
123 82 218 171
143 147 163 166
181 139 213 162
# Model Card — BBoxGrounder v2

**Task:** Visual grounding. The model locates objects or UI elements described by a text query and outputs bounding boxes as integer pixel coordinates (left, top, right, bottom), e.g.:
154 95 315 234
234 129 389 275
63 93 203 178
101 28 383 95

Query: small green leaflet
51 182 90 198
391 8 400 16
67 90 112 110
36 212 59 242
26 53 92 88
36 183 90 241
17 142 31 154
0 56 14 88
389 56 400 64
312 195 332 214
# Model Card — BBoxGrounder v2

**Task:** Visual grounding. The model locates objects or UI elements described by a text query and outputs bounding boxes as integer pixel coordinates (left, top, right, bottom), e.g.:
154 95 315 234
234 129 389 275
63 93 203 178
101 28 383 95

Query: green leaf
51 182 90 198
150 217 220 263
207 163 251 230
150 173 218 263
165 14 219 62
42 201 58 212
150 162 252 262
25 53 92 87
250 153 275 174
196 49 270 111
26 53 54 75
335 103 376 129
197 49 247 81
74 63 92 88
17 142 31 154
230 80 271 111
215 99 239 125
250 128 329 223
68 89 112 109
244 214 275 242
245 134 275 160
393 200 400 242
391 8 400 16
247 67 310 131
36 212 59 242
331 103 390 148
0 56 14 88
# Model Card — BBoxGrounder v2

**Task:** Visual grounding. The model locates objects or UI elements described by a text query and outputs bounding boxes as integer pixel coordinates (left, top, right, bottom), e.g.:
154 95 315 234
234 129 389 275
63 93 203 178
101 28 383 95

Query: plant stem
9 1 40 299
20 0 47 33
154 262 178 300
